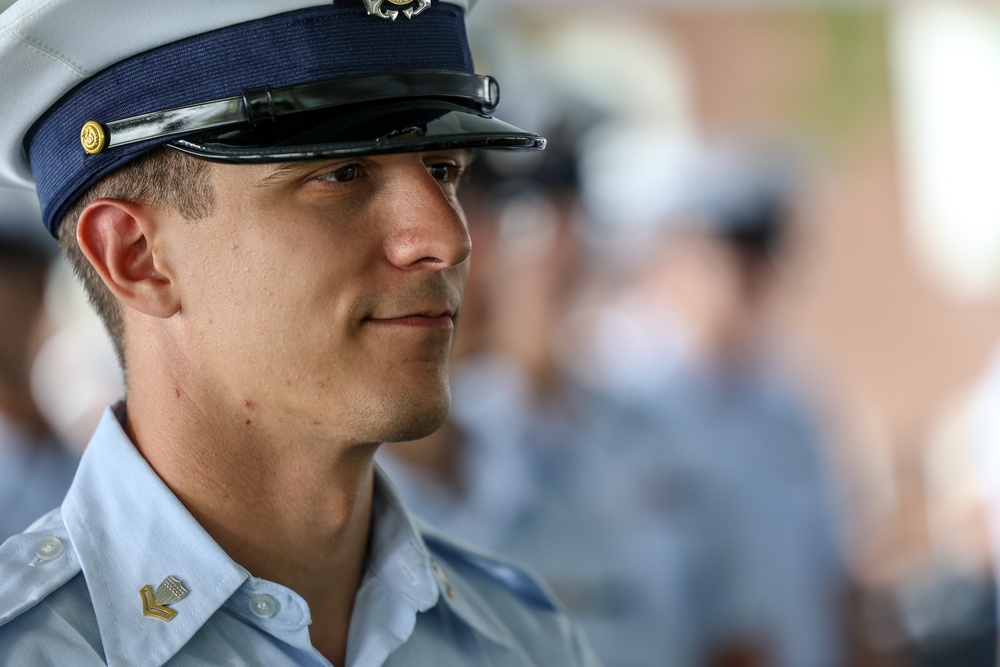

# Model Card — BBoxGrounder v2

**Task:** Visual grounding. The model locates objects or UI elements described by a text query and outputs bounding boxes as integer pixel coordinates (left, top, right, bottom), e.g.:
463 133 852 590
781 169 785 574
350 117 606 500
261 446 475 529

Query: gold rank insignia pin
141 575 189 621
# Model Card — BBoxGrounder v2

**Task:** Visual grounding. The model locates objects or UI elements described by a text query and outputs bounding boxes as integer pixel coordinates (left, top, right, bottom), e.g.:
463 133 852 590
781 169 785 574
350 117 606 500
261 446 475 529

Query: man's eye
319 164 362 183
426 163 460 183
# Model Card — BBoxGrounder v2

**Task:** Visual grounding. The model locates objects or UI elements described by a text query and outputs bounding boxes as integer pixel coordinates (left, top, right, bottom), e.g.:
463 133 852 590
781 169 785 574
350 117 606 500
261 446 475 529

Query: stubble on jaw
338 337 456 445
357 386 453 445
269 325 458 447
335 276 465 444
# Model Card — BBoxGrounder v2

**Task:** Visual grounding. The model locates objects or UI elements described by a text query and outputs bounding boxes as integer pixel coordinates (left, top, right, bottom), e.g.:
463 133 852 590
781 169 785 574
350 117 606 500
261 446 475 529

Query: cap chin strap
81 70 500 155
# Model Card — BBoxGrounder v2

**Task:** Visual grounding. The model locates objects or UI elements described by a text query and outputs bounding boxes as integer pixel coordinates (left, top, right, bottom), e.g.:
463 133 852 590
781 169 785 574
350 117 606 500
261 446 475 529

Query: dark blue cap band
26 1 472 236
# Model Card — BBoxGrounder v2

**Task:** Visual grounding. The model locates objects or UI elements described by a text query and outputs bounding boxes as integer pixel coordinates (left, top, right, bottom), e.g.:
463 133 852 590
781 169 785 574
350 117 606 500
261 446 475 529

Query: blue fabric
0 405 601 666
26 1 472 236
0 413 77 542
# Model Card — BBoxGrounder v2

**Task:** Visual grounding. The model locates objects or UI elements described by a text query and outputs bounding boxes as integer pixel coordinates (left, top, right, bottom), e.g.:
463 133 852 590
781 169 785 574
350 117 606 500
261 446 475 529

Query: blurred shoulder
418 521 603 667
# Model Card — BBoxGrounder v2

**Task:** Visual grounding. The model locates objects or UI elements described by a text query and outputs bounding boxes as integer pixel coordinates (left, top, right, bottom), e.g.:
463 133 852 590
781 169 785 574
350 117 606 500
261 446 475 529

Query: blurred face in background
656 227 779 365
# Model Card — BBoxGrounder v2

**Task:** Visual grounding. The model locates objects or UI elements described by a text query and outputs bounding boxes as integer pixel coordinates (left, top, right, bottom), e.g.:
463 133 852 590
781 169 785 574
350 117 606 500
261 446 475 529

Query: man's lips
363 313 455 330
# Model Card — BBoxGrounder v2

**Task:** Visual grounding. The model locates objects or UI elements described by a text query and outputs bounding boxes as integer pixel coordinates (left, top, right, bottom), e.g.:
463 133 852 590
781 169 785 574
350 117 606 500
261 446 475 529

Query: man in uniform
0 1 600 665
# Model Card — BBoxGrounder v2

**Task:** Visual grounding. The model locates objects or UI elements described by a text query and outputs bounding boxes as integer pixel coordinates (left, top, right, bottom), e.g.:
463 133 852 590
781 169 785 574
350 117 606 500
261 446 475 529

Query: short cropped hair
57 147 214 369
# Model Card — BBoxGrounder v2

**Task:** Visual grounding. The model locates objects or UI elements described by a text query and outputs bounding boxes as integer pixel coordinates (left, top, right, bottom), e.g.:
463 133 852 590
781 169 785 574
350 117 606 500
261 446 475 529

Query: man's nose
382 167 472 271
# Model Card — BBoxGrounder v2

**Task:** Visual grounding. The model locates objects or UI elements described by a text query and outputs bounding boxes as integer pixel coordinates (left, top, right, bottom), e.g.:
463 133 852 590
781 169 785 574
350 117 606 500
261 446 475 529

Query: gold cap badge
80 121 107 155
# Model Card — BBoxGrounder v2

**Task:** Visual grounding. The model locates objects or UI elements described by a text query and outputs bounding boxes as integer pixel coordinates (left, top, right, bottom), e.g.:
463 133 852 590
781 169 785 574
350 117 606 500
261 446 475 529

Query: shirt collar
365 466 440 609
62 405 512 666
372 467 515 650
62 405 249 667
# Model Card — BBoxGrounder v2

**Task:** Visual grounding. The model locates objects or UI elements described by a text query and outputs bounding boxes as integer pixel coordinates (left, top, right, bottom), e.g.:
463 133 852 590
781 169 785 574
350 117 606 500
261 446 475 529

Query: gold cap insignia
362 0 430 21
80 121 107 155
140 575 189 621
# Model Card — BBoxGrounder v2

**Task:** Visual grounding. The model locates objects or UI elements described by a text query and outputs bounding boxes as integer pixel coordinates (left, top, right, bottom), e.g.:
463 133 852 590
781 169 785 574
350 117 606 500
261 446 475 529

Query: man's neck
123 380 376 667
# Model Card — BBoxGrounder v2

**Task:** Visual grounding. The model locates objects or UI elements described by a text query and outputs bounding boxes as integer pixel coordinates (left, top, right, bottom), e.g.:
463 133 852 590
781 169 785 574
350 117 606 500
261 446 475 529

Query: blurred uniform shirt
582 347 847 667
0 412 77 542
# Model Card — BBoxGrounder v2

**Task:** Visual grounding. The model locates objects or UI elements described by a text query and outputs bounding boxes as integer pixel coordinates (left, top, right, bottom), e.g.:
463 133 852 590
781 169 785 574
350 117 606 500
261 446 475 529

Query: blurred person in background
933 343 1000 667
561 140 852 667
871 338 1000 667
0 187 77 541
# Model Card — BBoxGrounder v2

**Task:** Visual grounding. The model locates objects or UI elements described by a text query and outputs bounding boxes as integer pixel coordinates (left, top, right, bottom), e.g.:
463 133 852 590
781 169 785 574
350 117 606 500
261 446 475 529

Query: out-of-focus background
6 0 1000 665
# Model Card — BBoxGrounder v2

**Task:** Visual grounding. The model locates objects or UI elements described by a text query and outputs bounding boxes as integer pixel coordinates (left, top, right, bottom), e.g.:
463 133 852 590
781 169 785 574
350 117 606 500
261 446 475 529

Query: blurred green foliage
799 7 887 147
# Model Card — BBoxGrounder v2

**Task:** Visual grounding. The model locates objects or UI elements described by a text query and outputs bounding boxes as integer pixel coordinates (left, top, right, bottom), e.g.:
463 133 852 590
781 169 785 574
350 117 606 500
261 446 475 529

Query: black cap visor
169 99 545 163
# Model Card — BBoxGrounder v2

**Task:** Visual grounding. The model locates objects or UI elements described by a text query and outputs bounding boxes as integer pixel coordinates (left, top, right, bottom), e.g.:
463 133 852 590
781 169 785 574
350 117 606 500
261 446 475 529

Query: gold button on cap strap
80 121 107 154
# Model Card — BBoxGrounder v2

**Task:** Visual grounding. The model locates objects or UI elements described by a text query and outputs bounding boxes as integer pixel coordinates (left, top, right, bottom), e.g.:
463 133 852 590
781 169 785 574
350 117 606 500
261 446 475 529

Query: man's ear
76 199 180 319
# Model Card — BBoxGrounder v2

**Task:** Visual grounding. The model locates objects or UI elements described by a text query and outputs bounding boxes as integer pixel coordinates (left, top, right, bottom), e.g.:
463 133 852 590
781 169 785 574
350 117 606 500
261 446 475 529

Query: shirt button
249 594 278 619
431 560 455 599
33 537 65 562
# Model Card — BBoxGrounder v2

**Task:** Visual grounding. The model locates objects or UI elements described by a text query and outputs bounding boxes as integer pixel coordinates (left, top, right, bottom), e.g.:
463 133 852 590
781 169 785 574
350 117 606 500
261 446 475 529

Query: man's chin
383 414 450 444
370 392 452 445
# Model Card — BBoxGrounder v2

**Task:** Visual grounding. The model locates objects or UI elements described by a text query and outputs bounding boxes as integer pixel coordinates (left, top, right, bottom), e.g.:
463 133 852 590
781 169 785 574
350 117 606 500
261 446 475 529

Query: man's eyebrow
256 162 318 186
256 150 478 186
435 149 476 165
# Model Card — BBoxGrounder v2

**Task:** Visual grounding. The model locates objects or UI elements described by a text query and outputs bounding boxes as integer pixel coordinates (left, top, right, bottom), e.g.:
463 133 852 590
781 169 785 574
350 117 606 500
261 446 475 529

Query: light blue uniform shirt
0 405 600 667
